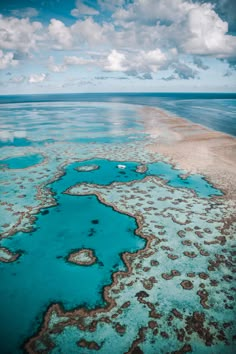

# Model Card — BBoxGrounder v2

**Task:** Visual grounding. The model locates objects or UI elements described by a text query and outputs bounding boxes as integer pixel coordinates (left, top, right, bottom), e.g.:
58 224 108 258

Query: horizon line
0 91 236 97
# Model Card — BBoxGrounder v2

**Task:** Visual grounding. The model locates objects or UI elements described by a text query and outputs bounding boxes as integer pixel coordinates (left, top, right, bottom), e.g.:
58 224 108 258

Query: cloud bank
0 0 236 90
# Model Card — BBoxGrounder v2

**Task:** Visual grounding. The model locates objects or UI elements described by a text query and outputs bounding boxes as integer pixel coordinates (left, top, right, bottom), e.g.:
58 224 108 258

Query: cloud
71 0 99 17
0 15 43 54
207 0 236 32
48 19 73 49
0 50 18 69
61 77 94 88
139 73 153 80
173 62 198 79
112 0 236 59
95 75 128 80
47 54 96 73
112 0 195 25
162 61 198 80
162 74 177 81
104 50 127 71
28 73 48 83
182 3 236 57
0 0 236 87
48 17 112 49
104 48 168 75
44 0 236 75
63 55 93 65
193 56 209 70
48 56 66 72
71 17 113 46
140 49 167 72
10 7 39 18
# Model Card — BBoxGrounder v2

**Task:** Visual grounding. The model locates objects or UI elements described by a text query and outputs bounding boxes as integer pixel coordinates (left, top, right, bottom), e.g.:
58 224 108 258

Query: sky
0 0 236 94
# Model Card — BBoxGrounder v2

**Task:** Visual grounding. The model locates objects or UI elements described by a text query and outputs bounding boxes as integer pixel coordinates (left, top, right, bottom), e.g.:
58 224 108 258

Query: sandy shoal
141 106 236 199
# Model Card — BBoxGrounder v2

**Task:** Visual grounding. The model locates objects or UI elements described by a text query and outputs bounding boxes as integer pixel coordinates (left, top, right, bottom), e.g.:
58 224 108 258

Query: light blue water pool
0 154 44 169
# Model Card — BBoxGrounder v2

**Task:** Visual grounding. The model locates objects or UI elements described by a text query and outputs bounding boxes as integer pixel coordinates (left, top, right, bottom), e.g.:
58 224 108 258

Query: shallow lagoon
54 158 222 198
0 156 222 352
0 169 144 353
0 154 44 169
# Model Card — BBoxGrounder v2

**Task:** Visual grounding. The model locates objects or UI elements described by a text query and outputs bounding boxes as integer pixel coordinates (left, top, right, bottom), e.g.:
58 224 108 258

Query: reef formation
0 103 235 354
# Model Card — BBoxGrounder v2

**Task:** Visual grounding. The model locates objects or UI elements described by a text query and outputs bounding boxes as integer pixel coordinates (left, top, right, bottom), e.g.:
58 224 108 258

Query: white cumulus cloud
105 50 127 71
112 0 195 25
28 73 47 83
47 17 114 50
48 19 73 49
0 50 18 69
183 3 236 57
0 15 43 54
104 48 168 75
140 49 167 72
112 0 236 59
0 0 236 86
71 17 112 46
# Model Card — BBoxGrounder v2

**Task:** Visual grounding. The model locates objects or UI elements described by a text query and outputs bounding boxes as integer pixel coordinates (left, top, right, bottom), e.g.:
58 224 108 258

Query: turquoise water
0 157 222 353
0 138 54 148
54 159 222 198
147 161 222 197
0 154 44 169
0 165 145 353
0 137 32 148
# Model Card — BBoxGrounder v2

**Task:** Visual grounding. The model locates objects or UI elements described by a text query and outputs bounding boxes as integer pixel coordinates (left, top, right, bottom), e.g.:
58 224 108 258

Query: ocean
0 93 235 353
1 92 236 136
